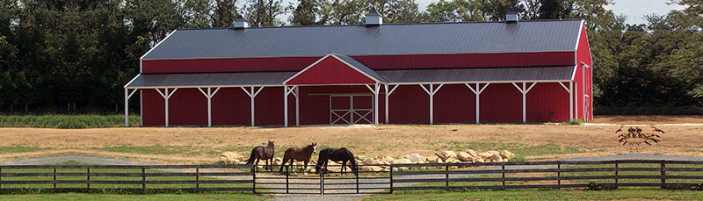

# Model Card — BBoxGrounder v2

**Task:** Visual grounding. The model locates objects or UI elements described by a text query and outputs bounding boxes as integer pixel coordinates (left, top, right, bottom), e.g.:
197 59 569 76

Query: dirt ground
0 115 701 164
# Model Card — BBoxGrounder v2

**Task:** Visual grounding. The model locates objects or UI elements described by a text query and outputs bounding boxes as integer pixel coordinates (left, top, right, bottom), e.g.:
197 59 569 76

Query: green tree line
0 0 701 115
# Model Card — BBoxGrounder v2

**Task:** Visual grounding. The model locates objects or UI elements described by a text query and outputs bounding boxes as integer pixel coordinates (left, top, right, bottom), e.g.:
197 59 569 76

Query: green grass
0 114 140 128
92 144 202 156
367 189 703 200
0 161 251 191
0 193 268 201
0 145 48 153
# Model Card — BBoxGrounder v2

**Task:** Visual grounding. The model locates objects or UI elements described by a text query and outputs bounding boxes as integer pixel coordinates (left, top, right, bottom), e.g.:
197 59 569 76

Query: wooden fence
391 160 703 191
0 160 702 194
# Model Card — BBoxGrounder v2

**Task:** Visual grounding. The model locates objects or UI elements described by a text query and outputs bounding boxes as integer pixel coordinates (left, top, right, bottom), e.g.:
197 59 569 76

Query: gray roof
125 66 574 88
377 66 575 83
124 72 296 88
143 20 583 60
330 54 389 83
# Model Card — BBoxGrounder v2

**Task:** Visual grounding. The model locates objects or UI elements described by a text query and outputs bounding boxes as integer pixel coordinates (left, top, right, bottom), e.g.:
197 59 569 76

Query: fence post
660 162 666 188
320 171 325 195
614 162 619 188
389 165 394 194
557 162 561 189
196 168 200 191
1 168 3 189
252 165 257 194
501 163 506 190
142 168 146 192
445 164 450 189
53 168 57 190
356 167 360 194
87 168 91 189
286 166 289 194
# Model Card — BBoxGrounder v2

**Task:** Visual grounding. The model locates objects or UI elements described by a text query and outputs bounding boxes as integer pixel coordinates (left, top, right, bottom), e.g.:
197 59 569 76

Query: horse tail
245 148 257 165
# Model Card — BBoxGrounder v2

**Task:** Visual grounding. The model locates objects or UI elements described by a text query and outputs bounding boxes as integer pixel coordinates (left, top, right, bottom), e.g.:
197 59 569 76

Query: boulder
435 151 457 161
273 157 283 165
444 158 460 164
478 152 492 160
472 157 484 163
361 166 384 172
457 152 472 162
406 154 425 163
487 154 503 163
392 159 413 164
500 150 516 160
426 156 439 163
465 149 478 157
219 152 244 165
363 158 379 165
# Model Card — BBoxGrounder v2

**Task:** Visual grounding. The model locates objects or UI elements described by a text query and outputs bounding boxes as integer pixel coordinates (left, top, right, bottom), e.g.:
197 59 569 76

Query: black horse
315 147 358 174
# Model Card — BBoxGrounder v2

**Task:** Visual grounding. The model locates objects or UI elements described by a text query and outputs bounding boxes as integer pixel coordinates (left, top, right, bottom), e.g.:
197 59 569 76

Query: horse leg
342 161 347 175
289 159 295 174
265 159 269 172
279 158 286 172
303 161 309 175
255 158 260 171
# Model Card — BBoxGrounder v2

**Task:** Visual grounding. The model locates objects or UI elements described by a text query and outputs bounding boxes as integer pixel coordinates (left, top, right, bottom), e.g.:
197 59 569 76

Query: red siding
286 56 376 85
141 52 576 74
576 22 593 122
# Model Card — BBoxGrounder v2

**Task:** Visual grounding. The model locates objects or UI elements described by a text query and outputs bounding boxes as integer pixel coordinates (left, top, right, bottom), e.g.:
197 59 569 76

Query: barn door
330 95 373 125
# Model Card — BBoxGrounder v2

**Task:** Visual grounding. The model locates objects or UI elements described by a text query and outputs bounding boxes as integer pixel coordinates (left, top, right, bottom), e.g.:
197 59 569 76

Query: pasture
0 116 702 164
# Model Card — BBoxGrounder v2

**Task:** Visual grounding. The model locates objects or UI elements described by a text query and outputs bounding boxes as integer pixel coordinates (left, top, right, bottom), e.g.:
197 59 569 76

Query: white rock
406 154 426 163
457 152 472 162
465 149 478 157
392 159 413 164
500 150 516 159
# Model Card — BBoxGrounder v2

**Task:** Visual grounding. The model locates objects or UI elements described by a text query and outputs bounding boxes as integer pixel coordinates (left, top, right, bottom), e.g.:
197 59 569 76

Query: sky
414 0 684 25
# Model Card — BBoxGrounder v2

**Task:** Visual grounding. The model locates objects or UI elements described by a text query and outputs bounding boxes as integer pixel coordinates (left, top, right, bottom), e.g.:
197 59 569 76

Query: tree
243 0 284 27
290 0 324 25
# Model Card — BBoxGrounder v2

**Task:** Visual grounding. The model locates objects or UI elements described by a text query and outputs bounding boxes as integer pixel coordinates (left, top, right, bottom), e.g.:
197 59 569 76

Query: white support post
241 86 265 127
295 86 299 126
124 88 138 127
419 84 444 125
155 88 178 127
283 86 297 127
558 82 573 122
384 84 399 124
512 82 536 123
465 83 490 124
365 83 381 125
198 87 221 127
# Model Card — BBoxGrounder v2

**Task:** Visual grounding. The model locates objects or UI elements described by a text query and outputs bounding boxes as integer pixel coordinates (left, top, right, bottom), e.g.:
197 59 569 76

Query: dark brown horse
245 140 275 171
279 143 317 173
315 147 358 174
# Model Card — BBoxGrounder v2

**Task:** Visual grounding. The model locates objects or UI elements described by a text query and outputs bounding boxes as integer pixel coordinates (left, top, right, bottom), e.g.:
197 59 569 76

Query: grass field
366 188 703 200
0 115 700 164
0 115 140 129
0 193 267 201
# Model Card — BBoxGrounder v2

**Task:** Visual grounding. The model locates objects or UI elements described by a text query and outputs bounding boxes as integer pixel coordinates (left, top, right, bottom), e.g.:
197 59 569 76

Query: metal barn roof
377 66 575 83
124 72 296 88
143 20 583 60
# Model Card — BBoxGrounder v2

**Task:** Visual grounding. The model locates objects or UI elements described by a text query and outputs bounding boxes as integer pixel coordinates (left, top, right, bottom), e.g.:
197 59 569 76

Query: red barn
124 11 593 127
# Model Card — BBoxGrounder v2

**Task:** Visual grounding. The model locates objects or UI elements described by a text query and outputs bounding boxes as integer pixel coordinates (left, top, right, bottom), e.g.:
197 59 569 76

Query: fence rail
0 160 701 194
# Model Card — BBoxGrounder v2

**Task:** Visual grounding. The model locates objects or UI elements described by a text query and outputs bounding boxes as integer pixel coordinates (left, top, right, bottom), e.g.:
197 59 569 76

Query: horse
279 143 317 174
245 140 275 171
315 147 358 175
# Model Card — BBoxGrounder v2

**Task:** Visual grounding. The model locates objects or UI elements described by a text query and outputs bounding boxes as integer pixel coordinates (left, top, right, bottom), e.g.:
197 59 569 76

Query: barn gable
285 54 387 85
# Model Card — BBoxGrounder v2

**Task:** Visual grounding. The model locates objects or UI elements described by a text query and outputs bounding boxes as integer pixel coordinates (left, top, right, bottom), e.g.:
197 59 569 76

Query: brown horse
245 140 275 171
279 143 317 173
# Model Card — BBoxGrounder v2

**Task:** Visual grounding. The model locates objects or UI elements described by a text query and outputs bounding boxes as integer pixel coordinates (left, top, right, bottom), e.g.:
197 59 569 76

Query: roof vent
234 15 248 30
365 8 382 27
506 8 518 23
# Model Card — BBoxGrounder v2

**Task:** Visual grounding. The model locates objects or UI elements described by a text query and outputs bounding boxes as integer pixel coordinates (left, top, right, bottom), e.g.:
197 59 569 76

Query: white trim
283 86 297 127
512 82 536 123
140 30 177 60
283 54 383 85
364 83 381 124
125 84 283 89
197 87 221 127
140 50 578 61
419 84 443 124
558 82 573 122
155 88 178 127
384 84 399 124
241 86 265 126
123 74 141 88
570 65 578 81
465 83 489 124
386 79 573 86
